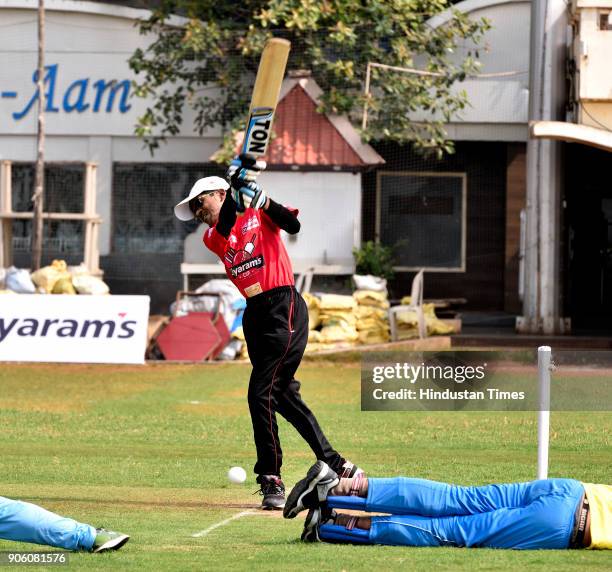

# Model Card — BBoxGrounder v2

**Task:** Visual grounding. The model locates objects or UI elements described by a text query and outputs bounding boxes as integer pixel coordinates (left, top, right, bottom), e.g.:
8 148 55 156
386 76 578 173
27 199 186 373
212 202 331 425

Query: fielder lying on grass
0 496 129 553
284 461 611 549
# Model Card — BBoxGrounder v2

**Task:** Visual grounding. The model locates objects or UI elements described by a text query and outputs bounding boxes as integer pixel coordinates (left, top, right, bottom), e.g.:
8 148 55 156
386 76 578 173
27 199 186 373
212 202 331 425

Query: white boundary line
191 510 257 538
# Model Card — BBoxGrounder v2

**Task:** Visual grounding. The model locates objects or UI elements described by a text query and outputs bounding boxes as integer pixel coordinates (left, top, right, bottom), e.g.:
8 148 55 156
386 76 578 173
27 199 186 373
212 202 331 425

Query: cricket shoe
283 460 339 519
256 475 286 510
337 460 364 479
301 505 337 542
92 528 130 553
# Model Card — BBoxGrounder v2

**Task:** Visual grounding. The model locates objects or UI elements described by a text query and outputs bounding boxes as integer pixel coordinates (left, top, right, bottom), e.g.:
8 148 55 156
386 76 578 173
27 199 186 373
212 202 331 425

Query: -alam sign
0 54 151 136
0 295 150 364
4 64 132 120
0 56 201 136
1 63 132 120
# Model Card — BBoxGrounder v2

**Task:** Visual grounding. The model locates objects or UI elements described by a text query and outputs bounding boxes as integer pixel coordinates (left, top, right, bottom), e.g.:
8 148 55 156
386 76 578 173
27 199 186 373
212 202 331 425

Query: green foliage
129 0 489 158
353 240 396 280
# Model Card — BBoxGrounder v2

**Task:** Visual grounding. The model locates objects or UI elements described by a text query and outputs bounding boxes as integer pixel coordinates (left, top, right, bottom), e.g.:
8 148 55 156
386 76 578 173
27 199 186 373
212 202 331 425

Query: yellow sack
308 329 322 343
239 344 249 360
355 305 387 321
319 320 359 343
232 326 245 341
30 259 71 293
305 342 329 354
302 292 321 330
318 294 357 311
72 274 110 295
320 309 357 328
356 317 388 331
52 277 76 295
359 328 390 345
396 304 455 336
353 290 389 309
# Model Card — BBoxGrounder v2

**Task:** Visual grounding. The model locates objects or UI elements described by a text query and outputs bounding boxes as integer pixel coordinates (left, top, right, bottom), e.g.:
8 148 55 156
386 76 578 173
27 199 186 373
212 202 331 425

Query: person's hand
227 153 266 191
238 181 267 210
231 186 247 212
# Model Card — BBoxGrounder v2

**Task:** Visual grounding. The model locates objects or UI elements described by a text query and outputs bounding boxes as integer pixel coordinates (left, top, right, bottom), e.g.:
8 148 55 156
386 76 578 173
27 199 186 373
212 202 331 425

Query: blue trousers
0 497 96 551
321 478 584 549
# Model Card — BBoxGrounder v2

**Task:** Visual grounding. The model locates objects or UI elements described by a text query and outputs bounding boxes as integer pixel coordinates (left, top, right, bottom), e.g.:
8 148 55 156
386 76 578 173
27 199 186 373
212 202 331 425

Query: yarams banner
0 295 150 364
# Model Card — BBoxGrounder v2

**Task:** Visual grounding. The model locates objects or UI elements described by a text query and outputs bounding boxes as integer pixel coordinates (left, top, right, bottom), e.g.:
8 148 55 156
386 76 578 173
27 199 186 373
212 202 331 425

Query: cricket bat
241 38 291 158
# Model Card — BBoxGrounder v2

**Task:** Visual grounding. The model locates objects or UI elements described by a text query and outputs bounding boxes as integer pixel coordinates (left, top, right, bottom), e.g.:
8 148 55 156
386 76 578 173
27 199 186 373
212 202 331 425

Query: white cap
174 176 229 221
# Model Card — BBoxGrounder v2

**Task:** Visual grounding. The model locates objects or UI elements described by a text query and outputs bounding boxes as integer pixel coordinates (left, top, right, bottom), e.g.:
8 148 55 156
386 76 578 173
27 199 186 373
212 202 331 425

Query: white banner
0 295 150 364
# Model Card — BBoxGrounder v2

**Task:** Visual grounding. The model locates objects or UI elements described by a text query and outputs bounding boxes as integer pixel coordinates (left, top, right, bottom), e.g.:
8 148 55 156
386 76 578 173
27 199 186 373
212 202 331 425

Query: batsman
174 157 361 509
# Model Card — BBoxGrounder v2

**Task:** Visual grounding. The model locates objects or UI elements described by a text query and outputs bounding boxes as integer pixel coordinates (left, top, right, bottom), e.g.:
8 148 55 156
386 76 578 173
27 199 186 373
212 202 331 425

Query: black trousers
242 285 343 476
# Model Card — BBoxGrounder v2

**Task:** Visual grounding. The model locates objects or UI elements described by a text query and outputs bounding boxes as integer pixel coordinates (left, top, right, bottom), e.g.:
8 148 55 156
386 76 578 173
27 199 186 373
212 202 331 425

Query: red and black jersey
203 206 297 298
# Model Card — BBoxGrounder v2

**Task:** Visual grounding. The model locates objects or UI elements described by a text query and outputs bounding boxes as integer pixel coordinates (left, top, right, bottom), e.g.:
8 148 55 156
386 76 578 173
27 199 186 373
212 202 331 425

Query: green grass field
0 362 610 571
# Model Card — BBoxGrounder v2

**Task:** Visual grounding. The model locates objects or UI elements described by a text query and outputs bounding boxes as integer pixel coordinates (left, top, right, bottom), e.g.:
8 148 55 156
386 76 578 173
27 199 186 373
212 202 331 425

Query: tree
31 0 46 271
129 0 489 159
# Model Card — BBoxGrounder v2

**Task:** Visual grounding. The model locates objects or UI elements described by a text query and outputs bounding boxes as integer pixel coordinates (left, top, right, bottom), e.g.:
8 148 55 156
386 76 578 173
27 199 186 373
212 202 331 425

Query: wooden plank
181 262 355 276
0 161 12 268
0 213 102 221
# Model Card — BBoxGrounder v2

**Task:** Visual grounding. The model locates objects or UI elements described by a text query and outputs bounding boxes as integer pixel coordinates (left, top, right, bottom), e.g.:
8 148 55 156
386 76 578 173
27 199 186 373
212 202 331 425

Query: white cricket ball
228 466 247 484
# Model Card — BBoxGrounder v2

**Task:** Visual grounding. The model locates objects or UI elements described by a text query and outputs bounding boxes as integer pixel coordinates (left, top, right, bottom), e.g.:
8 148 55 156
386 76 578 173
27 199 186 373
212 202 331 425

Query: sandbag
395 303 455 337
67 263 90 276
72 274 110 295
319 309 357 328
302 292 321 330
319 319 359 343
52 277 77 295
355 305 387 321
356 317 387 331
5 266 36 293
318 294 357 311
358 328 390 345
31 260 71 294
353 290 390 309
308 329 322 343
353 274 387 292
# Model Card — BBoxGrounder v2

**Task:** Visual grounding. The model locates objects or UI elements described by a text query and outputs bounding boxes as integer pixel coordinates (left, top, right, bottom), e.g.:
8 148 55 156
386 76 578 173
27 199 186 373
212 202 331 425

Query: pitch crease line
191 510 257 538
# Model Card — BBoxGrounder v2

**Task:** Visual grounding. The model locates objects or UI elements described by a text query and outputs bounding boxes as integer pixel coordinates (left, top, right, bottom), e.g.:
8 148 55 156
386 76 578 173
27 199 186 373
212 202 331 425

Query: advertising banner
0 295 150 364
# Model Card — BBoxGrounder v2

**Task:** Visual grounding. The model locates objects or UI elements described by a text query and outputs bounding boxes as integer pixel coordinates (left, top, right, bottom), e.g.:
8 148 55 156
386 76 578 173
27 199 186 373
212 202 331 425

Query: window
11 163 84 254
376 171 467 271
112 163 221 254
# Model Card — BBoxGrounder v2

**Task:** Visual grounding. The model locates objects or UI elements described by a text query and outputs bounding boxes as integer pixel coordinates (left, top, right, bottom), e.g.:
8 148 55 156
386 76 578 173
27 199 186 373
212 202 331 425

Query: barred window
112 163 222 254
11 163 84 254
376 171 467 271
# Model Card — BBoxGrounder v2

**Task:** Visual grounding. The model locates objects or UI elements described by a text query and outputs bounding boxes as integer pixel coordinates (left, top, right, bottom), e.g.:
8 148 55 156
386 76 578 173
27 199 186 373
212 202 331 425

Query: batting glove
231 186 249 213
227 153 267 189
238 181 267 210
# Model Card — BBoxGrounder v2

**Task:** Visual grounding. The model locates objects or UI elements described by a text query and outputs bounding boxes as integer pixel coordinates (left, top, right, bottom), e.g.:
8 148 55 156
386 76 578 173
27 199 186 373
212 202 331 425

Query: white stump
537 346 552 480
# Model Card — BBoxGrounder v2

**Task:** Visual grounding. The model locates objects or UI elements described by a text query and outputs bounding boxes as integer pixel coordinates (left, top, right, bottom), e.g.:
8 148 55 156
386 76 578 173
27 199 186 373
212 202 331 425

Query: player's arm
216 192 237 238
263 198 300 235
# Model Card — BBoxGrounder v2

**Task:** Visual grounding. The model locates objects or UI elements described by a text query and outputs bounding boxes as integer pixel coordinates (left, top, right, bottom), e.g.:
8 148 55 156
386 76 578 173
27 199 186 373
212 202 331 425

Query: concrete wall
425 0 532 141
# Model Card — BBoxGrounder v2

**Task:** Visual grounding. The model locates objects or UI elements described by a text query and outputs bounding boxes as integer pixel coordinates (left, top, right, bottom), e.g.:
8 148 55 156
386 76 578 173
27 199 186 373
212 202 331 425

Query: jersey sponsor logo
230 255 265 278
241 216 260 235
